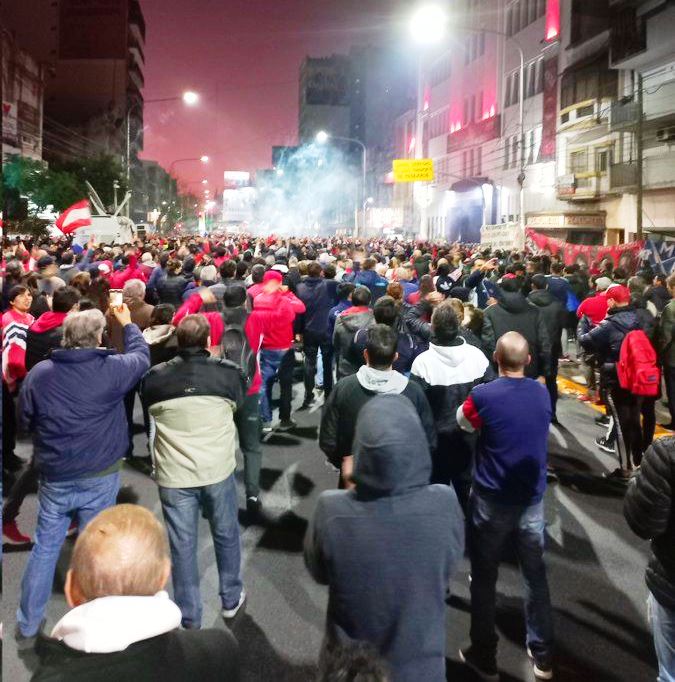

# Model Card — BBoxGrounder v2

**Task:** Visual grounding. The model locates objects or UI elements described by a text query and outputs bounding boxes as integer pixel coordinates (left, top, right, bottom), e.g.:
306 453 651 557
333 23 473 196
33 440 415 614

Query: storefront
526 211 606 245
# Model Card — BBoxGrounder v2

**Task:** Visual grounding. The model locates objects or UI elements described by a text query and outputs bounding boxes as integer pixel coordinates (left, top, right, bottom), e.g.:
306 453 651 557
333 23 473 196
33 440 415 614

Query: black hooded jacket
624 437 675 610
528 289 565 354
481 290 552 378
578 306 641 364
305 395 464 682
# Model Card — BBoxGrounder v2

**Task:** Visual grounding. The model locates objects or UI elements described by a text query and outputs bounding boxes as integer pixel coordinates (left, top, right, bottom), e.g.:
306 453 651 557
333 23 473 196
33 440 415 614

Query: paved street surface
3 381 662 681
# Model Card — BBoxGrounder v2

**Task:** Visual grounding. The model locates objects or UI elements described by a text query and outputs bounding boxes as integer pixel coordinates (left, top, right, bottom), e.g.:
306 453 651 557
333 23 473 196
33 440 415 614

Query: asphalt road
2 381 662 681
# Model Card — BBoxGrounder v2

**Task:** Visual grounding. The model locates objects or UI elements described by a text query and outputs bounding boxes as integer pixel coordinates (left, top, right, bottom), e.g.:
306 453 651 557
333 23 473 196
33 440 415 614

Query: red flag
55 199 92 235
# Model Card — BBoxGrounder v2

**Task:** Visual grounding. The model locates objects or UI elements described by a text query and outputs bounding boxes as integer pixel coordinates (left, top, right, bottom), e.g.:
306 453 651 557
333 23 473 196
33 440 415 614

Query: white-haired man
16 305 150 640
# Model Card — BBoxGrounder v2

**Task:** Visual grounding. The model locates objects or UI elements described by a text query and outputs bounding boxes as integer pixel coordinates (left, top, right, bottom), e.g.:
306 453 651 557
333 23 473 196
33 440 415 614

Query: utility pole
636 72 644 242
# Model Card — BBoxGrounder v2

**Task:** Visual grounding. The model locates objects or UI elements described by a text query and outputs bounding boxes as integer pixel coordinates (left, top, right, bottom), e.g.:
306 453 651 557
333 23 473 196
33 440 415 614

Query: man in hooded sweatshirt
32 504 239 681
528 275 565 423
482 276 551 381
306 394 464 682
320 324 435 487
411 300 495 508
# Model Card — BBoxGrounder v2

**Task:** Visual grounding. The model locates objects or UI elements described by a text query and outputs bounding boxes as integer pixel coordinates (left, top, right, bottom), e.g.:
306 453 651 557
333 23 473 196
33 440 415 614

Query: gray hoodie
306 395 464 682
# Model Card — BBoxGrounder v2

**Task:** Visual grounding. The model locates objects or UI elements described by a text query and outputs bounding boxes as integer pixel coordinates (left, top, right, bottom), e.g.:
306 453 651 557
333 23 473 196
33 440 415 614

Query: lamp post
410 6 449 240
316 130 367 237
168 155 209 176
363 196 374 235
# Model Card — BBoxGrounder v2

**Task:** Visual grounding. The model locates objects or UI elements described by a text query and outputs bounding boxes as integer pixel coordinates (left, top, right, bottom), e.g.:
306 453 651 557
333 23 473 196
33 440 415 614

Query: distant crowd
2 231 674 681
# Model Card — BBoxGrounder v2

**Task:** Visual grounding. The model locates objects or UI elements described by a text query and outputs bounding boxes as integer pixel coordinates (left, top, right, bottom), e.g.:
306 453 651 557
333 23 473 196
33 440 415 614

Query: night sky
140 0 408 193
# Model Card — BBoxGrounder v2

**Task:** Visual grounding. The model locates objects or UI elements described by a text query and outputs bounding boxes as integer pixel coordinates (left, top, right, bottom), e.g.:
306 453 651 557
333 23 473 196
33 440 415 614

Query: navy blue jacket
353 269 387 302
297 277 337 338
306 395 464 682
546 275 571 307
20 324 150 481
578 306 640 364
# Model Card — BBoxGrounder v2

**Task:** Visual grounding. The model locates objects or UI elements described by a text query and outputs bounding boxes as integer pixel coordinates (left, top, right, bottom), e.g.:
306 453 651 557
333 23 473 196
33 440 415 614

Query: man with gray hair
16 304 150 641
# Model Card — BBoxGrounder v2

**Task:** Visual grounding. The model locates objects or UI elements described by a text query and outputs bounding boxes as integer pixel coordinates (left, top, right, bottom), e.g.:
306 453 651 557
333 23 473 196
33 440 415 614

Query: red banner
526 228 644 272
541 57 558 162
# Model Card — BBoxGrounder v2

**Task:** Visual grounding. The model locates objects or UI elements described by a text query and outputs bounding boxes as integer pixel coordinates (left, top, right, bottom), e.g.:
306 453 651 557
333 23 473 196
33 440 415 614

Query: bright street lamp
201 179 208 185
182 91 199 106
410 5 448 45
200 155 210 163
169 156 209 175
316 130 368 237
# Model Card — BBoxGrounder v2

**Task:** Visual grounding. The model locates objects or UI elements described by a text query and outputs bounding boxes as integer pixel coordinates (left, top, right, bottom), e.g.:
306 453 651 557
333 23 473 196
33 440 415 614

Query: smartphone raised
110 289 123 308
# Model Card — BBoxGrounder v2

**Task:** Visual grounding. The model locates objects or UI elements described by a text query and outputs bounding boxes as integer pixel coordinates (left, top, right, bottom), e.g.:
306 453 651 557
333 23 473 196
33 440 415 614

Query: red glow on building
423 86 431 111
408 136 416 154
545 0 560 42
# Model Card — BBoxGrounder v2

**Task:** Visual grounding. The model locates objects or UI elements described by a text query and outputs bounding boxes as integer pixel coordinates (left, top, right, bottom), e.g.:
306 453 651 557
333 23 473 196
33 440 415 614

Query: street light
169 155 209 175
182 91 199 106
410 5 448 45
201 179 208 185
316 130 367 237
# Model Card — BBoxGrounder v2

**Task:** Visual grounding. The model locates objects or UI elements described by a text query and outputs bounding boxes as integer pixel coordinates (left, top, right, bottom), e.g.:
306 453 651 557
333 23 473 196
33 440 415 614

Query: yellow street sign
392 158 434 182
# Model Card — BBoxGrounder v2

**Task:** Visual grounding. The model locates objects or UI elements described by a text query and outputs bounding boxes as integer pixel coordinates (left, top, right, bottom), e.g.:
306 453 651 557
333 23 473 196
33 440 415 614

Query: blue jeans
259 348 294 423
468 491 554 664
649 592 675 681
159 474 242 629
17 471 121 636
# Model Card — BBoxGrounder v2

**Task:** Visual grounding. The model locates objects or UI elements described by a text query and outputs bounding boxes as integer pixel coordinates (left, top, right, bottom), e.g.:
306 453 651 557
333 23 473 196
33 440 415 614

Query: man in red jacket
253 271 305 432
109 253 147 289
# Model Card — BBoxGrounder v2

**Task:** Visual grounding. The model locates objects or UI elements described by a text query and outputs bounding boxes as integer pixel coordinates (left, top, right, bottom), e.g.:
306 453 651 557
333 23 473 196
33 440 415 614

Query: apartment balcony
609 98 639 132
556 173 611 201
609 162 638 190
559 98 614 132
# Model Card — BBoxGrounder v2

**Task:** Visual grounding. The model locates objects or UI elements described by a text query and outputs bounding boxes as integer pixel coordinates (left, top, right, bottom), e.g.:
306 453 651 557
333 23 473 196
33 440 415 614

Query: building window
463 98 469 125
476 147 482 175
537 0 546 18
520 0 528 32
506 4 514 35
477 91 484 119
571 150 588 173
535 58 544 94
470 94 476 122
596 147 611 173
462 151 468 177
512 136 519 168
504 138 511 169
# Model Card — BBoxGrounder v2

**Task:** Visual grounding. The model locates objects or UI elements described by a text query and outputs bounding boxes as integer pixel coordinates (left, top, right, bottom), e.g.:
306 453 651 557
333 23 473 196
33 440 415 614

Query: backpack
221 322 256 390
616 330 661 397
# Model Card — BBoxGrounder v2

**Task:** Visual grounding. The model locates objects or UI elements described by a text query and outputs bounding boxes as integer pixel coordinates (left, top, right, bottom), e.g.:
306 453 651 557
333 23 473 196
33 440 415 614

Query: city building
298 55 351 145
40 0 146 163
1 28 45 161
132 159 178 224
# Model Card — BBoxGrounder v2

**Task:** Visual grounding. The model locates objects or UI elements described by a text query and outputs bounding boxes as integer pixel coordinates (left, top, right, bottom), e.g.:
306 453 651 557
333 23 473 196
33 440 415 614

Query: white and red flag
55 199 92 235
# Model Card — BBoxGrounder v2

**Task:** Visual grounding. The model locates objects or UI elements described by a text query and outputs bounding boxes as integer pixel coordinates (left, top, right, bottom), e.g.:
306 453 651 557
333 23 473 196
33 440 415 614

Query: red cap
605 285 631 304
263 270 283 283
502 273 517 280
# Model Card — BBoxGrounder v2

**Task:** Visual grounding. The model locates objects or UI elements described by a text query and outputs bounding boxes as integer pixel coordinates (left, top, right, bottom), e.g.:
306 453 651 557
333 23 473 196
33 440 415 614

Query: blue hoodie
20 324 150 482
305 395 464 682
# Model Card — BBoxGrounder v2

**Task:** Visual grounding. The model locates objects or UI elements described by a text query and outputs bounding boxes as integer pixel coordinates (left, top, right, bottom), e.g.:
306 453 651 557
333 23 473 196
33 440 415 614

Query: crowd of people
2 231 674 681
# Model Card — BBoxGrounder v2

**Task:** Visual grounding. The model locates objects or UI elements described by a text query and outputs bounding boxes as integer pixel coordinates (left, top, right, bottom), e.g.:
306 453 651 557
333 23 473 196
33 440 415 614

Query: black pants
124 381 148 457
607 386 655 468
545 352 560 419
3 379 17 461
303 332 334 400
3 458 38 522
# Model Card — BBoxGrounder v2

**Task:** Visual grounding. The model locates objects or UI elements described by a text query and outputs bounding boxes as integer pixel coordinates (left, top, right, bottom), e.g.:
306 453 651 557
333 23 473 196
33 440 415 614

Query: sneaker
222 590 246 619
66 521 78 539
594 414 610 427
527 647 553 680
261 422 273 434
3 520 33 548
458 646 498 681
277 419 297 432
595 436 615 454
246 496 262 518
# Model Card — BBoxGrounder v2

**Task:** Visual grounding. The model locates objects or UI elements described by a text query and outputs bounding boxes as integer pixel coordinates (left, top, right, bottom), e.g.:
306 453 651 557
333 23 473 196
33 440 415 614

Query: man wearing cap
579 285 643 477
36 256 66 297
252 271 306 432
577 276 612 327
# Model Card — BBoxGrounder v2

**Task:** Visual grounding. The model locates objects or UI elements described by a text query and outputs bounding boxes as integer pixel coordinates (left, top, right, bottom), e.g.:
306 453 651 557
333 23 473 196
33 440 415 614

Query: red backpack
616 330 661 397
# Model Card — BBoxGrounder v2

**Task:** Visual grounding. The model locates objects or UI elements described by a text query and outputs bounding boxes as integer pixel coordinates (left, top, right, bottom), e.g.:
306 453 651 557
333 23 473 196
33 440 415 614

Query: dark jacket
319 369 436 468
578 305 641 365
142 324 179 367
32 628 239 682
546 275 572 306
647 284 671 314
631 293 656 341
353 269 387 301
297 277 336 338
333 307 374 379
306 395 464 682
20 324 150 482
351 326 421 375
528 289 565 354
25 312 67 372
482 291 552 378
401 300 432 345
157 273 192 307
624 437 675 610
658 299 675 367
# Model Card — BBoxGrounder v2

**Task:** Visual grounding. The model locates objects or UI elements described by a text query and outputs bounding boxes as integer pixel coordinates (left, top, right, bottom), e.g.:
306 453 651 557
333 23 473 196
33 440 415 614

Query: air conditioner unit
656 127 675 142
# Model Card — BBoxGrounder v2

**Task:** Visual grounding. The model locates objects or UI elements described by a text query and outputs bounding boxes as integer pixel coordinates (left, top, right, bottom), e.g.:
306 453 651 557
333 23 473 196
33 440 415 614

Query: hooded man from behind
306 394 464 682
333 285 374 380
